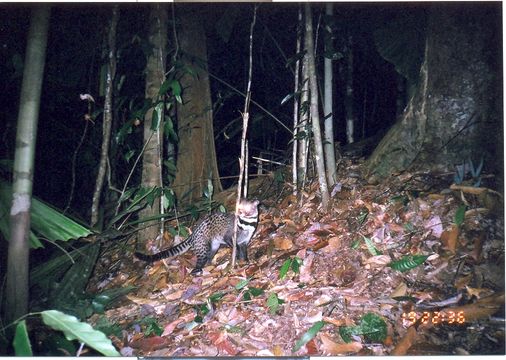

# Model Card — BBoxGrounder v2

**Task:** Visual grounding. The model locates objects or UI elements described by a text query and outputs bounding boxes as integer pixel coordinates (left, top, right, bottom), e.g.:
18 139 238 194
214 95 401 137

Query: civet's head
238 199 260 218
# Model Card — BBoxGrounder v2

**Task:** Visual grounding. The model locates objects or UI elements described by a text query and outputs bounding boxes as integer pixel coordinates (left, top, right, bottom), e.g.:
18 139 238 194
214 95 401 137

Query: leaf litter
88 157 504 356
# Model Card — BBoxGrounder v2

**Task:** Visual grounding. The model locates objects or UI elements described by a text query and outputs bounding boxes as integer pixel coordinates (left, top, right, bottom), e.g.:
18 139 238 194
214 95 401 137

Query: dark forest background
0 3 408 220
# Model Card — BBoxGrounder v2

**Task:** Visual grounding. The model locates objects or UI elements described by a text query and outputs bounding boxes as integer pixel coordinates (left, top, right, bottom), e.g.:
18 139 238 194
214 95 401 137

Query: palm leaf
41 310 120 356
0 180 92 248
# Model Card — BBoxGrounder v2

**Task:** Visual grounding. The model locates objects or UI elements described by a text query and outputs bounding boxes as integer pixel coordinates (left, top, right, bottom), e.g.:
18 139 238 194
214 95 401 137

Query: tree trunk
90 6 118 228
292 5 302 194
345 34 355 144
366 5 501 183
138 4 167 243
305 3 330 209
297 49 310 188
323 3 337 187
172 6 222 204
395 73 406 119
5 5 49 326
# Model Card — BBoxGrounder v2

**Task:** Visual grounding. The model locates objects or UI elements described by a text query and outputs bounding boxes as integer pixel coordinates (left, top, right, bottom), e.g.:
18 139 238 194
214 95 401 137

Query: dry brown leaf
440 224 459 253
155 275 167 290
213 275 230 288
326 223 341 233
310 239 329 251
273 237 293 250
454 274 473 290
424 215 443 238
307 189 317 201
322 236 341 253
147 263 166 276
391 326 417 355
259 211 271 221
299 253 314 283
315 294 332 306
130 332 144 343
245 264 260 278
322 316 345 327
126 295 159 305
450 183 488 195
388 222 405 233
390 282 408 298
162 289 183 301
471 234 484 262
319 334 362 355
188 343 218 357
280 194 297 208
209 331 237 355
162 230 175 242
411 291 434 302
383 335 394 347
478 189 503 214
305 310 323 323
217 339 238 355
286 290 313 302
296 248 307 259
130 336 170 352
300 189 310 199
272 345 284 356
161 318 184 337
427 193 446 200
124 275 139 287
283 219 299 233
306 338 318 354
283 218 297 228
312 229 332 237
208 331 224 344
465 286 494 299
364 255 391 267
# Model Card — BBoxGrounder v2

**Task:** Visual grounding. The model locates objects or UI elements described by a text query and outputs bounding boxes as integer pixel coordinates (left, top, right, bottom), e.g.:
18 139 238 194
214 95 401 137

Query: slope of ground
88 157 505 356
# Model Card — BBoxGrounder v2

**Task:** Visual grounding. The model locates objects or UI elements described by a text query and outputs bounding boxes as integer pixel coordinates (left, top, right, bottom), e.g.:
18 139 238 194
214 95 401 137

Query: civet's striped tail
134 234 193 262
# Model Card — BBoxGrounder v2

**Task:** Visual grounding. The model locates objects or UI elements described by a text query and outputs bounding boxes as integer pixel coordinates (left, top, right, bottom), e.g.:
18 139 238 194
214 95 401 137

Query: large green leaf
91 286 136 314
266 292 284 315
107 185 158 227
41 310 120 356
339 312 387 343
292 321 325 353
49 242 101 318
454 205 466 226
388 254 429 272
13 320 32 356
0 180 92 248
30 197 92 242
363 236 381 256
279 258 292 280
30 242 94 287
360 312 387 342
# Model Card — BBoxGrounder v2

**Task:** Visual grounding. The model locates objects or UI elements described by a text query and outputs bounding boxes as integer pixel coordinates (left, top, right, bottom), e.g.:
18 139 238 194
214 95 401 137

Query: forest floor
88 156 504 356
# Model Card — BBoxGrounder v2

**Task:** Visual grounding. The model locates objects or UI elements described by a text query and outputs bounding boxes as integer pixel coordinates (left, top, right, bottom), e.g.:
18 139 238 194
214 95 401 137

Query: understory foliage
52 158 502 356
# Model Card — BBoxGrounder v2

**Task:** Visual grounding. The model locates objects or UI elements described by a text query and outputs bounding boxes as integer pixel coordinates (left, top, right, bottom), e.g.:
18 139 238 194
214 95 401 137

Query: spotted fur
135 199 259 274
